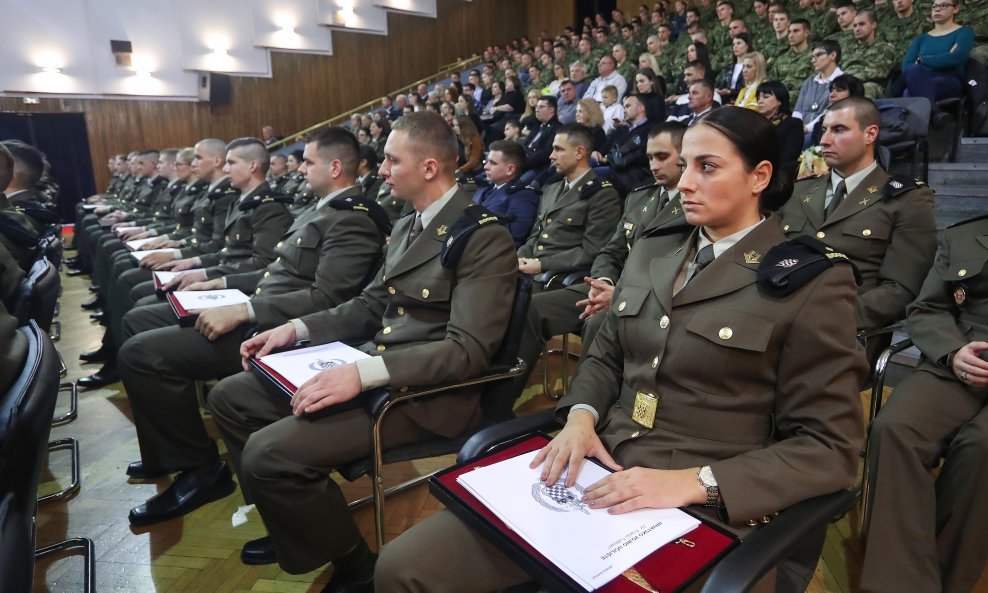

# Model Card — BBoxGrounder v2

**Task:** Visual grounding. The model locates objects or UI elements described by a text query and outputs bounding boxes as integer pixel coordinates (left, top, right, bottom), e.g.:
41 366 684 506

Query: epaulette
440 204 502 268
185 180 208 196
642 221 693 238
504 181 540 195
947 212 988 229
757 235 862 297
16 201 60 225
150 176 169 189
239 191 294 211
0 214 39 247
329 195 393 236
579 178 613 200
208 179 238 199
884 175 924 198
630 181 658 193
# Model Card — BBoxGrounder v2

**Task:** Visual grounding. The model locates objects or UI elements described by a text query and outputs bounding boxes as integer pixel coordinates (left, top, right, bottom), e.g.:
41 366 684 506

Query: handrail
269 54 483 149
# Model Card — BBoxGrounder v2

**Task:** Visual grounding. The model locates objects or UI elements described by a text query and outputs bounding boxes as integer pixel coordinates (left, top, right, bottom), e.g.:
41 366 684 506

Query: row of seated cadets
0 141 62 273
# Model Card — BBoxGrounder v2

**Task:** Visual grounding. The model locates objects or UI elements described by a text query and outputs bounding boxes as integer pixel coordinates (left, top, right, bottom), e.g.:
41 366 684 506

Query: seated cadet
377 106 867 593
118 128 388 526
267 153 291 193
494 122 691 407
861 213 988 593
0 140 59 235
356 145 383 202
516 123 622 287
0 143 41 272
203 112 518 592
778 97 937 332
471 140 540 247
69 152 141 273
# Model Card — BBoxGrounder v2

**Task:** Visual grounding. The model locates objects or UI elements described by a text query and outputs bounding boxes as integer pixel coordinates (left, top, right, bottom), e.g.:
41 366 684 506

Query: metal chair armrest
457 408 559 464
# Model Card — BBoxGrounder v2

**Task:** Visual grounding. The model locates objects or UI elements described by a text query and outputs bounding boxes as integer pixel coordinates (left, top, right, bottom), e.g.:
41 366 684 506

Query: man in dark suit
472 140 539 246
601 93 653 194
204 112 518 592
519 95 561 184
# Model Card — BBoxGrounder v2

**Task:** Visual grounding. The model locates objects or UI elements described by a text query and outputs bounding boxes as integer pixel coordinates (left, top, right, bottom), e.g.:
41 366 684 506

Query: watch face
699 466 716 486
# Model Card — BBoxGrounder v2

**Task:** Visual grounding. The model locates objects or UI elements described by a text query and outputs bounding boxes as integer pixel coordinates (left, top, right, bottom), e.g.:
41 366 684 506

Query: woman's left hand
581 467 706 514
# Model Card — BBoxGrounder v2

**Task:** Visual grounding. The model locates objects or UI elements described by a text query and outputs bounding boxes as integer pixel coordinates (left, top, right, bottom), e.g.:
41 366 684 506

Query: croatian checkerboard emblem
532 482 590 514
776 258 799 268
308 358 346 371
890 180 903 189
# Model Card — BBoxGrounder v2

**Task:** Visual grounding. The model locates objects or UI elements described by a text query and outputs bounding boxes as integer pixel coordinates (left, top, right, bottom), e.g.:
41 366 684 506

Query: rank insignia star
860 197 870 206
744 251 761 264
802 196 812 204
436 225 447 236
867 185 878 193
671 207 680 215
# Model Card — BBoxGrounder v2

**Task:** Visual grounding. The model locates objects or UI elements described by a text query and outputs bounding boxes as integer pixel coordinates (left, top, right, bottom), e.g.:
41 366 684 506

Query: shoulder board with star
208 180 238 199
239 191 293 211
579 178 614 200
757 235 862 297
328 195 393 236
185 180 208 196
505 181 540 195
884 175 924 198
0 213 39 246
16 201 60 225
440 204 503 268
150 176 169 189
946 212 988 229
793 174 826 186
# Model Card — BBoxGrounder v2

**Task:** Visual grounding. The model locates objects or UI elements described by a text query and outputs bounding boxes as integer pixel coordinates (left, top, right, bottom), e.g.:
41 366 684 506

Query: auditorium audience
755 80 804 178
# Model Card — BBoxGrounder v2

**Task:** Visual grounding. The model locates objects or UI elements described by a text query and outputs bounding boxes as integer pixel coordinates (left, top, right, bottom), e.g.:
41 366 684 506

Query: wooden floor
34 260 988 593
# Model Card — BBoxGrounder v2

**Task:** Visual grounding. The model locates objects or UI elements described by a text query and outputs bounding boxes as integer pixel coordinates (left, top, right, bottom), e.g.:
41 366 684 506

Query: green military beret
329 195 393 236
883 175 925 198
440 204 503 268
757 235 862 297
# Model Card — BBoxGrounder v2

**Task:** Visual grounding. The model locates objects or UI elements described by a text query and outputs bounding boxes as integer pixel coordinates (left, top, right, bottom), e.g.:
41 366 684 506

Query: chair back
877 96 931 140
13 259 59 333
481 273 533 422
0 321 60 593
37 233 63 270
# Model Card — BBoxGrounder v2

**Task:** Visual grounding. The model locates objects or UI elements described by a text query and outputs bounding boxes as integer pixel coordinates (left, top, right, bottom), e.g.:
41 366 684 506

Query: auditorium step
926 162 988 187
930 185 988 228
956 137 988 163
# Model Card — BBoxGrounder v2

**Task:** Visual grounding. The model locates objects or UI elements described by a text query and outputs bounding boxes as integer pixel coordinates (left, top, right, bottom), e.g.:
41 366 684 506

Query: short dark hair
358 144 378 170
226 137 270 174
0 143 13 191
695 106 792 210
1 140 45 187
392 111 459 170
829 96 880 130
307 127 361 178
860 9 878 24
539 94 558 112
829 74 865 97
815 39 842 63
649 121 688 152
791 17 811 30
488 140 526 174
757 80 792 115
555 123 594 153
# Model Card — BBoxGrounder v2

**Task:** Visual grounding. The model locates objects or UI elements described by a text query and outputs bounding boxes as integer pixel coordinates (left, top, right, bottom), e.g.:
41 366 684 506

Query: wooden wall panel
527 0 577 42
0 0 527 192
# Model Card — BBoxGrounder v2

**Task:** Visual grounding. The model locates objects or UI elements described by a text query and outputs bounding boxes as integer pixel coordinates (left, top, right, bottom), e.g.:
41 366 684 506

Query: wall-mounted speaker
197 72 232 106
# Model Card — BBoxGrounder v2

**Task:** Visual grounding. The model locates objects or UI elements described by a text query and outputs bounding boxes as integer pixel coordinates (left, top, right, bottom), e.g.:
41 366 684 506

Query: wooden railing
269 54 483 149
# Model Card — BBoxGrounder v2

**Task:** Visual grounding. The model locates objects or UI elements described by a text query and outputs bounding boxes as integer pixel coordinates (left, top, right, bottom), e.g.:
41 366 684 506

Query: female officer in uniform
375 107 868 593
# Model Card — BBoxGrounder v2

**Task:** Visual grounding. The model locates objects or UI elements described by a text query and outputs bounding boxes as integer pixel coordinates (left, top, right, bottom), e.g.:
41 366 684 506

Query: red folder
166 292 196 327
247 353 372 416
429 434 739 593
153 273 169 297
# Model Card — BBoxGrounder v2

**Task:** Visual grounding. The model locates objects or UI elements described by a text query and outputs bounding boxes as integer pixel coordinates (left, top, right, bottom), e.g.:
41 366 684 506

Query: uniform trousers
207 373 437 574
862 370 988 593
117 323 244 471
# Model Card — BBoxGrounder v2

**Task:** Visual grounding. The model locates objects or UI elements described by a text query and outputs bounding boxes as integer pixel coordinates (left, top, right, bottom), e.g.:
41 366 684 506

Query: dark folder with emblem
166 289 251 327
248 342 372 413
430 434 739 593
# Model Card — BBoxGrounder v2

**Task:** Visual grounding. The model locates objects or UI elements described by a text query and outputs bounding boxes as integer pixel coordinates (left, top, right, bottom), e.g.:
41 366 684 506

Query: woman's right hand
239 323 298 370
530 408 622 487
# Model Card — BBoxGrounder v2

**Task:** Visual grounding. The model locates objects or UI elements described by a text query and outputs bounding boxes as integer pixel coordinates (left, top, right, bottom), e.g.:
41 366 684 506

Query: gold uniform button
263 271 270 278
377 344 386 352
397 306 405 315
201 217 206 222
382 327 392 335
255 288 262 294
191 226 197 232
388 286 396 295
546 218 552 224
719 327 733 340
958 269 967 277
276 257 282 262
566 217 572 223
296 237 302 245
816 231 825 239
421 288 430 298
659 315 669 329
537 245 544 251
276 241 283 247
618 301 627 311
783 224 790 231
542 233 549 239
862 229 872 237
651 356 659 369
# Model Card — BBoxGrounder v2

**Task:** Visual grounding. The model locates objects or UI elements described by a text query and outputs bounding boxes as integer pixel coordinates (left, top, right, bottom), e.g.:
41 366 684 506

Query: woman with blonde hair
734 51 767 110
575 98 609 157
638 52 661 74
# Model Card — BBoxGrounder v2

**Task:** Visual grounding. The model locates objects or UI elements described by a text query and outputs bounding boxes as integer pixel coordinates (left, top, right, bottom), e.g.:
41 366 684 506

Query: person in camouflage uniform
770 19 815 101
883 0 931 57
620 23 645 59
748 0 775 42
764 8 794 65
709 0 738 68
613 44 639 90
834 1 860 45
806 0 840 36
843 11 900 97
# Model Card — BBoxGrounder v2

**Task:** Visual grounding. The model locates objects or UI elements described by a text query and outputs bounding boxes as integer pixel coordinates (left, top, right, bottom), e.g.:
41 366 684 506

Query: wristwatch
697 466 722 507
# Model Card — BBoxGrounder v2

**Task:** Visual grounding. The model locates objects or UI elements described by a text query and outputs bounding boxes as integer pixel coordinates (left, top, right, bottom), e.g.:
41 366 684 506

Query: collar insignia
744 251 761 264
436 224 448 236
867 185 878 193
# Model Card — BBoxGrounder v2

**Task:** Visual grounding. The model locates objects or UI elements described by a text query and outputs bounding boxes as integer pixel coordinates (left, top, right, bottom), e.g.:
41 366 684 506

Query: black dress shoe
81 297 104 310
88 285 101 293
128 461 236 526
66 257 80 266
79 347 112 363
77 365 119 389
320 563 376 593
89 311 104 321
67 268 90 277
126 461 171 480
241 536 277 565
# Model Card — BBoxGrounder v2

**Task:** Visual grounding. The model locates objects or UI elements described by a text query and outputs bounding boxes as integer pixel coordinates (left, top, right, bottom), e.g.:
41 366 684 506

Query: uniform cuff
172 248 183 257
355 357 391 390
570 404 599 424
289 318 310 342
245 301 256 323
597 277 614 286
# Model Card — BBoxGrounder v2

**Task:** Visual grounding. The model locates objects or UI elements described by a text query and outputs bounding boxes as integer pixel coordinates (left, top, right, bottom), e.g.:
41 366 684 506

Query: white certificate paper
154 269 204 286
130 249 174 262
172 289 250 311
114 226 141 235
256 342 370 388
458 450 700 591
126 236 165 250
